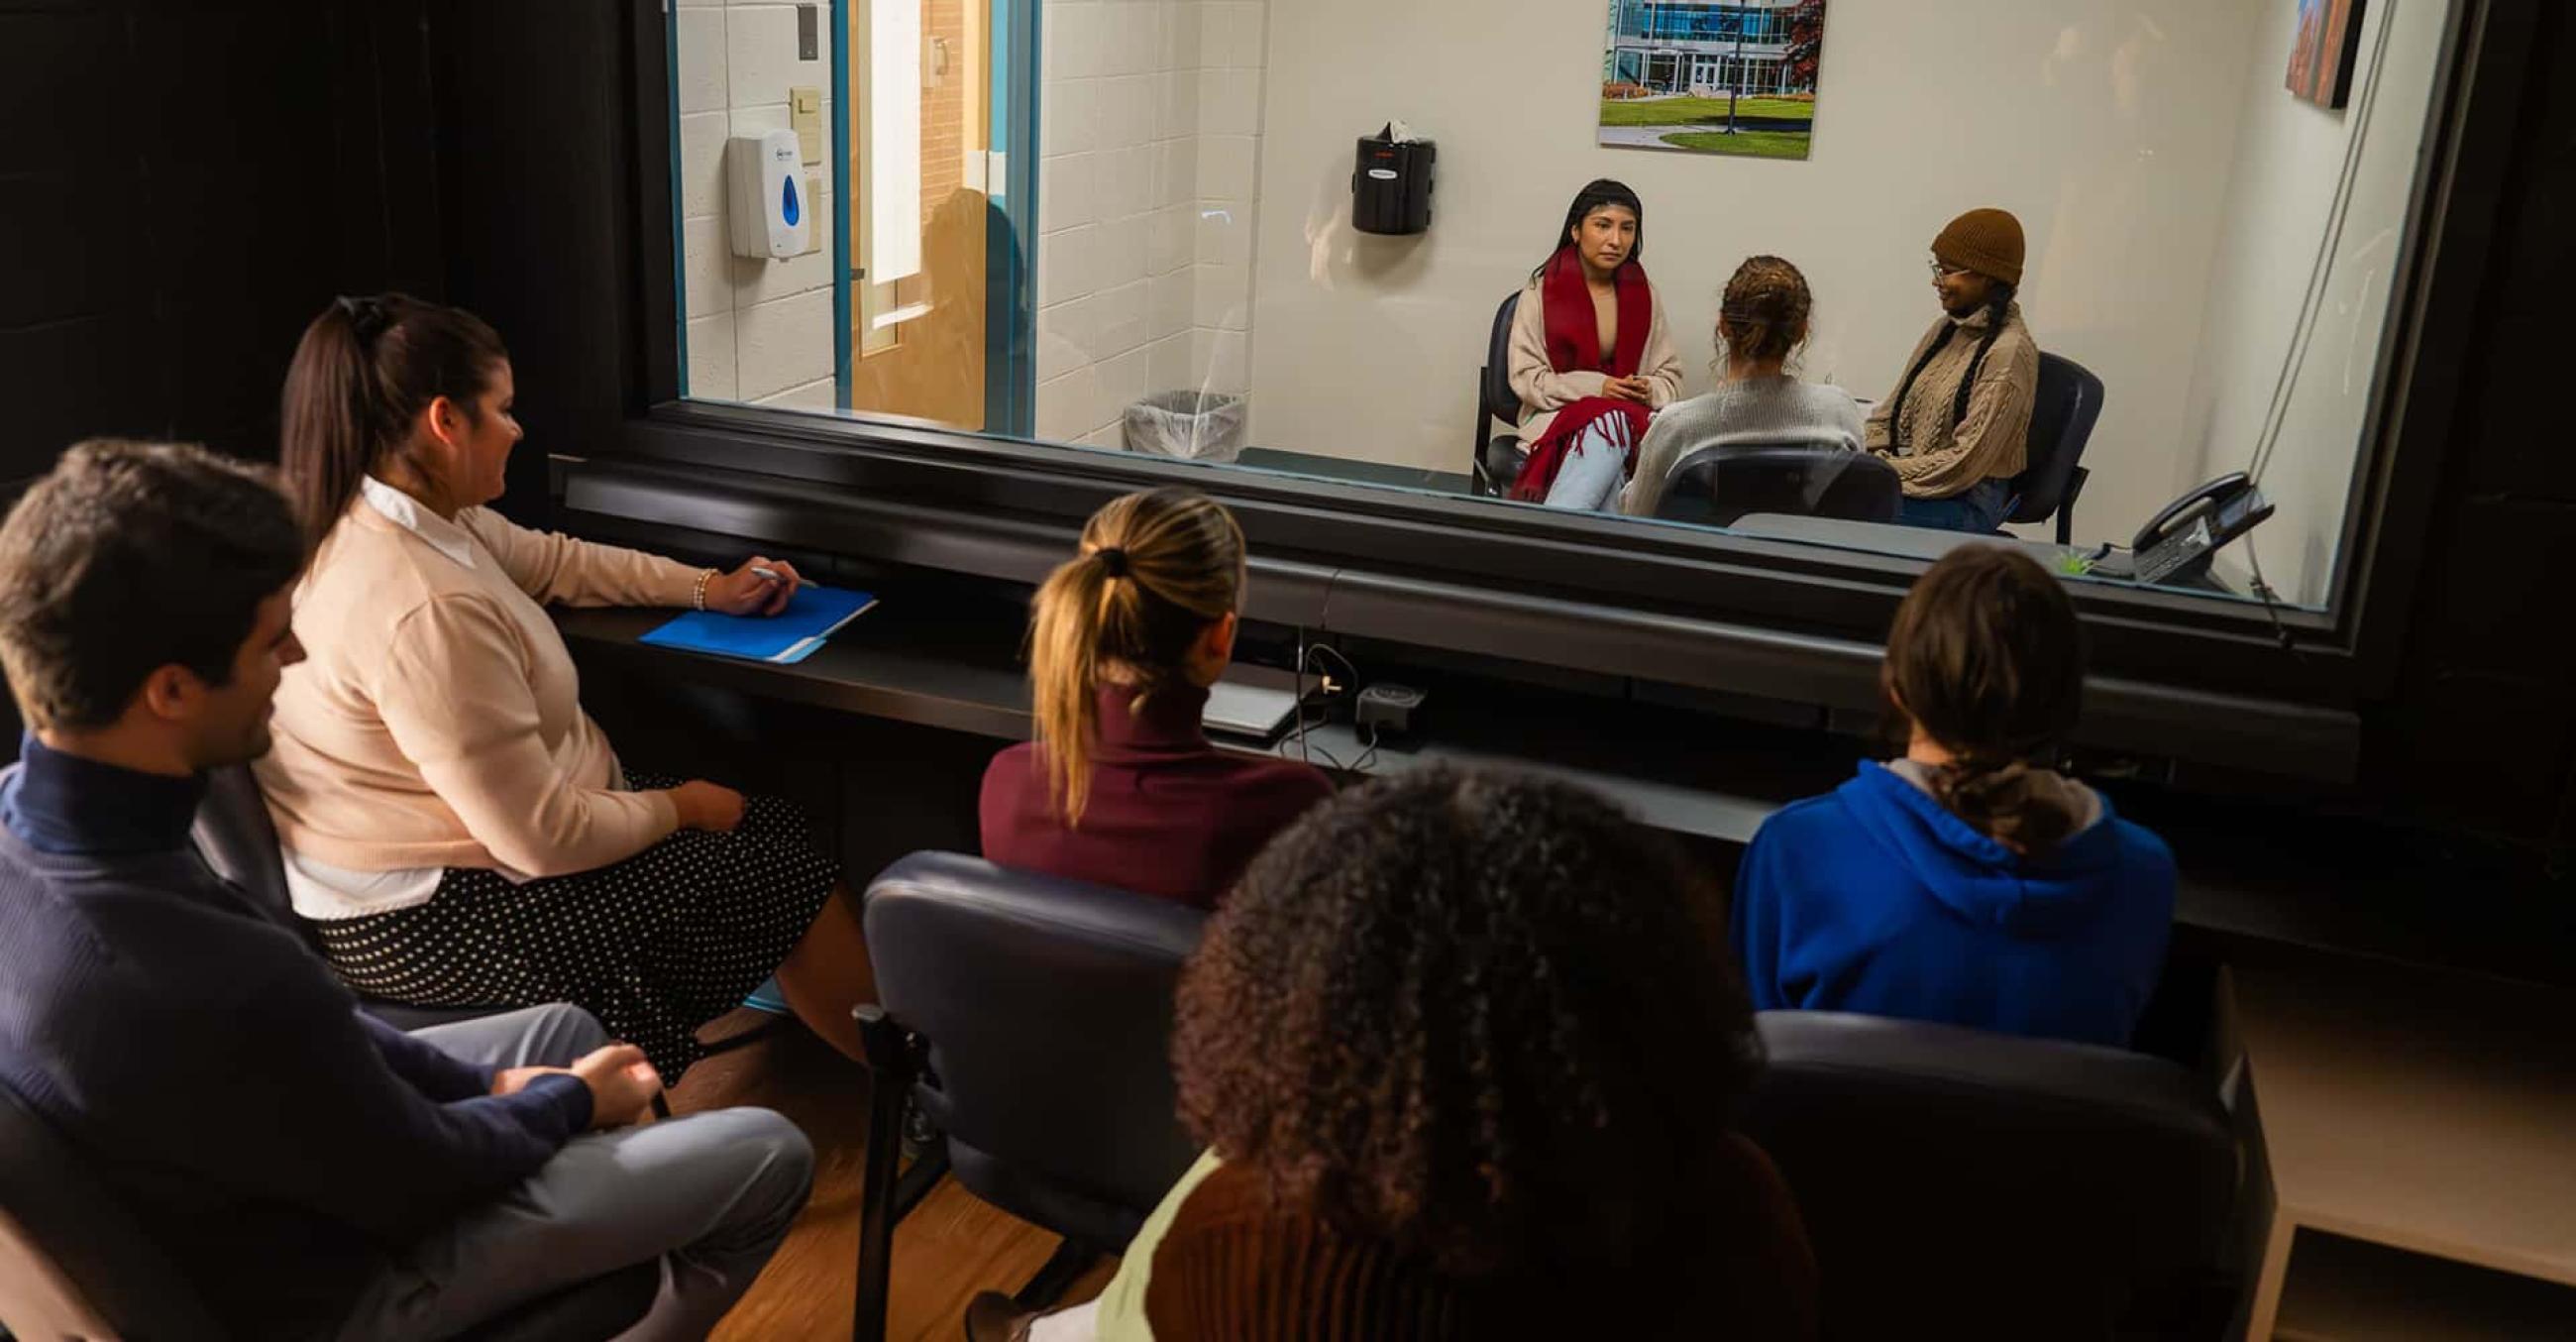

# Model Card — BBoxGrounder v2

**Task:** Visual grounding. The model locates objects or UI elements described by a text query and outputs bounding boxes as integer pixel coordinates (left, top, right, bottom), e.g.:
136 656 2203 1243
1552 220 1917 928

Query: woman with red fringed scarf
1504 179 1685 510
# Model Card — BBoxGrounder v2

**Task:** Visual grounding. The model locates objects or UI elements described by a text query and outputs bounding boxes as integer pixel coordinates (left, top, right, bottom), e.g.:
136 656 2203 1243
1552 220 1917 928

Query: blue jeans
1541 418 1637 512
1896 479 2011 532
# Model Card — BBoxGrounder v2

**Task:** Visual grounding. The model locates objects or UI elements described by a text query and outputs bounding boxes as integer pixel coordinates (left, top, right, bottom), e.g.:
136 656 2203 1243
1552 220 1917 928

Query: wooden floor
671 1012 1119 1342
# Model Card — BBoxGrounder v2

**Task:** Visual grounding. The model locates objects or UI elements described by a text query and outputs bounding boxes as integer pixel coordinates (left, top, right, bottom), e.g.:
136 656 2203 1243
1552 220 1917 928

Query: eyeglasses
1928 258 1974 280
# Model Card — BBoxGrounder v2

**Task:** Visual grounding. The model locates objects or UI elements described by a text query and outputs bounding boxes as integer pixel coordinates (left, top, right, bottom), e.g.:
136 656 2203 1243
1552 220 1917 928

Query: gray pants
332 1005 814 1342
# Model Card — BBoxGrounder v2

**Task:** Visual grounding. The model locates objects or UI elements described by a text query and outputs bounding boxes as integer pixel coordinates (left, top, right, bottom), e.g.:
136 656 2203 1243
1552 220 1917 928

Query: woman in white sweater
1622 256 1867 520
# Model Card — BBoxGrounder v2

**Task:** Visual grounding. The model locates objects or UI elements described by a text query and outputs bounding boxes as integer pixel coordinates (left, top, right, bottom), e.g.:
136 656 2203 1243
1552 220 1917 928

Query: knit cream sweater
1863 302 2039 499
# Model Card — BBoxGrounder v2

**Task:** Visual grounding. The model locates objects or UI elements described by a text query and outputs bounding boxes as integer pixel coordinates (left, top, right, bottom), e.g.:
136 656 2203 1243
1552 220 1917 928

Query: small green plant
2053 550 2096 578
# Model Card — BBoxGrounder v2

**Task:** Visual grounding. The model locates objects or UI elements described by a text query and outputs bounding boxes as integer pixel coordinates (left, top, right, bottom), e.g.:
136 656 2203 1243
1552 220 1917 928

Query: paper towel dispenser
1352 126 1435 236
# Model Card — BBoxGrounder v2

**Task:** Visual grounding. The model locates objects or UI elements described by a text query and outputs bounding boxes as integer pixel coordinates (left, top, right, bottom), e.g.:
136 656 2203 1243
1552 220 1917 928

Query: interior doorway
838 0 1032 432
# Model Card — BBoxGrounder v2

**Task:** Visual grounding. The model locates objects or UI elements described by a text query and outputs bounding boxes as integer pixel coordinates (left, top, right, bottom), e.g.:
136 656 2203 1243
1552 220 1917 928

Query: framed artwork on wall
2288 0 2368 109
1598 0 1829 160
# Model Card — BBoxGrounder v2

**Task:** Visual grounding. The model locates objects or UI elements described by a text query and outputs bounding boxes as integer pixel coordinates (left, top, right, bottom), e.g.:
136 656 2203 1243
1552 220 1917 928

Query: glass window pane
670 0 2456 613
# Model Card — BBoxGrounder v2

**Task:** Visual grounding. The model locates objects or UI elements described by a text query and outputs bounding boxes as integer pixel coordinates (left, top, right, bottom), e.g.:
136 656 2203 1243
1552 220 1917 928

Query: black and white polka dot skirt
313 774 838 1080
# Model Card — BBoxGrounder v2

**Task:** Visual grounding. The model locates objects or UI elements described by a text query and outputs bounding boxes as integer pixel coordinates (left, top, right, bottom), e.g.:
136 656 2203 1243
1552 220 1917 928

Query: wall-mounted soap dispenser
726 129 809 260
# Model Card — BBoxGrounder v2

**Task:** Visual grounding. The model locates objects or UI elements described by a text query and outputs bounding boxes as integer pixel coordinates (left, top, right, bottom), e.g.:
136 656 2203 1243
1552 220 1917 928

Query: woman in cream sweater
257 293 869 1078
1502 179 1686 510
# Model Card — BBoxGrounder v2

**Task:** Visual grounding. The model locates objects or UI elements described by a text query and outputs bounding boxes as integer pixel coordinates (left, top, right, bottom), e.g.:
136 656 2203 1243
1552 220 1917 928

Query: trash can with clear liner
1123 391 1247 463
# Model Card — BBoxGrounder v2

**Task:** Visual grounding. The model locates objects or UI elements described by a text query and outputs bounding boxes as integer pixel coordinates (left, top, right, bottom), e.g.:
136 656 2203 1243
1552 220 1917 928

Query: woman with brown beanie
1621 255 1866 519
1864 208 2042 532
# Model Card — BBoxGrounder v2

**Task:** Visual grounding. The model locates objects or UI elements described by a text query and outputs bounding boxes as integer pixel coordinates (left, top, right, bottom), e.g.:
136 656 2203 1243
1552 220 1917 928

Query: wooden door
846 0 989 429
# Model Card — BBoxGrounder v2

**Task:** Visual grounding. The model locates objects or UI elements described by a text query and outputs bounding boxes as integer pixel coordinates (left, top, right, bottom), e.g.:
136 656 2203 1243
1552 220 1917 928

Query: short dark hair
0 440 305 731
1172 766 1762 1291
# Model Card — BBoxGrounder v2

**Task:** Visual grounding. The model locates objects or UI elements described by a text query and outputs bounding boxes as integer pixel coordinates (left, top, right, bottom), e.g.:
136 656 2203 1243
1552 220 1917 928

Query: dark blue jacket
1731 762 2176 1048
0 737 591 1337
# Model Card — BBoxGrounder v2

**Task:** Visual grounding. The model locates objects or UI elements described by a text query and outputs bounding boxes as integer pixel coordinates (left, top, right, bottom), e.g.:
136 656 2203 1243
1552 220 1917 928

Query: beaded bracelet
693 568 715 612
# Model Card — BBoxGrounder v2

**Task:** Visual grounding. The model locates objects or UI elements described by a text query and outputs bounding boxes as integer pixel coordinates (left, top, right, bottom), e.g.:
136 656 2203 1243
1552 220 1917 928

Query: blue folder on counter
639 585 877 665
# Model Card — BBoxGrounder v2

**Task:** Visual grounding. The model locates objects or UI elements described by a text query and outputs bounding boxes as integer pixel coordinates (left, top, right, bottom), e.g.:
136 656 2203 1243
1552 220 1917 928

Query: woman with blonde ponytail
1729 545 2177 1049
981 489 1331 907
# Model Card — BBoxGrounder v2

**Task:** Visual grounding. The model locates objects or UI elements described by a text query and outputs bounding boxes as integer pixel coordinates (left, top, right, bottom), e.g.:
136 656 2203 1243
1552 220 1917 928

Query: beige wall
2179 0 2451 607
1241 0 2272 549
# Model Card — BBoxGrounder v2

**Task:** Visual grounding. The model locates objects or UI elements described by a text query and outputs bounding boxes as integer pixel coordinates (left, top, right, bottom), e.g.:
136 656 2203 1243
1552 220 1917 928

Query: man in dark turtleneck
0 440 812 1341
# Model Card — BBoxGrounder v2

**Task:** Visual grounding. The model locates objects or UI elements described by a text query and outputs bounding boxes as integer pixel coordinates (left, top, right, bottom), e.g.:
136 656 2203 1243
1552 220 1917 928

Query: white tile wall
678 0 1271 436
1036 0 1269 447
674 1 841 408
688 311 739 401
734 287 834 400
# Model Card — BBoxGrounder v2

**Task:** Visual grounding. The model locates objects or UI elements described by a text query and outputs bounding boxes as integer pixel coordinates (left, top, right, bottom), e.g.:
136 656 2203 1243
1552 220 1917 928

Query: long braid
1881 326 1958 450
1946 283 2017 428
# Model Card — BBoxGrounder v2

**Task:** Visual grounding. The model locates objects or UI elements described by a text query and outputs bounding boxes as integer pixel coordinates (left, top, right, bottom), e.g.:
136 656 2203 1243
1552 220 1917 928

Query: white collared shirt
357 474 479 570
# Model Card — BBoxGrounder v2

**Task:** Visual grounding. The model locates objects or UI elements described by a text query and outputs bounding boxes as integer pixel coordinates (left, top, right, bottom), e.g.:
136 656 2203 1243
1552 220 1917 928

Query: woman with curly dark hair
995 766 1813 1341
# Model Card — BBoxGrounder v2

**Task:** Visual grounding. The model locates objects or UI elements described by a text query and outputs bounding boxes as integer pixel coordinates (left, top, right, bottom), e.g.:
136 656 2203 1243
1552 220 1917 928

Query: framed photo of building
1599 0 1829 161
2287 0 2366 109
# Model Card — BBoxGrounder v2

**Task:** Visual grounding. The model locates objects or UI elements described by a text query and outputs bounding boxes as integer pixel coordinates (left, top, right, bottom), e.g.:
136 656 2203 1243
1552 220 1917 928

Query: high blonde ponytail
1027 489 1247 827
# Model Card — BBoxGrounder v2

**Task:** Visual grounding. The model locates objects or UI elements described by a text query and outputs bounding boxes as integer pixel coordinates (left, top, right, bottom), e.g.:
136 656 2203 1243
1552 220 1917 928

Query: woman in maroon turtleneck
979 489 1331 908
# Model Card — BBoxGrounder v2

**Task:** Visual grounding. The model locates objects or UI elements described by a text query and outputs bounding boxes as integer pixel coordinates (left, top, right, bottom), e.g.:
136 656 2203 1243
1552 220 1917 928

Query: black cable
2246 0 2399 487
1351 722 1384 774
2239 530 2308 661
1283 631 1360 772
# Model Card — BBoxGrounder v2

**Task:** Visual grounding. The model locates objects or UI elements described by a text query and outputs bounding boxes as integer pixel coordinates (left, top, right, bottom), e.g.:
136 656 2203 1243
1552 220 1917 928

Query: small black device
1354 682 1425 739
2130 472 2276 588
1352 129 1435 236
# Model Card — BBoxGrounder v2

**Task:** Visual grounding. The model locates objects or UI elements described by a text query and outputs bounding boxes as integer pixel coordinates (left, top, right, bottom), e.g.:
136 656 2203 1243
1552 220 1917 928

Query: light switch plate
790 85 823 165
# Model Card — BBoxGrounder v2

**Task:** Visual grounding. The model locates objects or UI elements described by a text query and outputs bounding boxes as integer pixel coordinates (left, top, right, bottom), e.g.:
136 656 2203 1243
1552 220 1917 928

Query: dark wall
429 1 653 523
0 0 444 480
2373 0 2576 853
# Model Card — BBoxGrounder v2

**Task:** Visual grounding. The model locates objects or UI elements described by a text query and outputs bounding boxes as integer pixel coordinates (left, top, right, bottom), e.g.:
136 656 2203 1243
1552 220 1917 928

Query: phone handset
2131 473 2275 588
2133 472 2250 553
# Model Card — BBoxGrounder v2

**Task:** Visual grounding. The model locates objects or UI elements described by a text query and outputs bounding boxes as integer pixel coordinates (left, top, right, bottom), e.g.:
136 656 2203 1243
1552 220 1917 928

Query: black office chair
0 1079 660 1342
1469 291 1526 497
2003 352 2105 544
193 764 507 1033
1652 441 1902 529
852 852 1207 1342
1743 1012 2240 1340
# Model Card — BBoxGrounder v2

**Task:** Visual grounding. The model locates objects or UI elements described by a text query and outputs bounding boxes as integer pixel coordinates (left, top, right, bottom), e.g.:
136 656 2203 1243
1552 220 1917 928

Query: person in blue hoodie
1730 544 2176 1048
